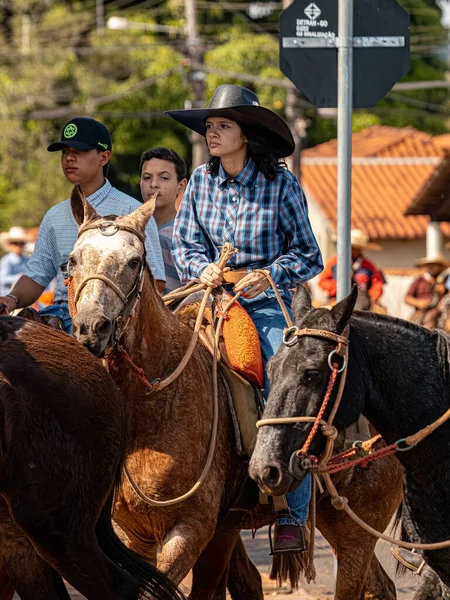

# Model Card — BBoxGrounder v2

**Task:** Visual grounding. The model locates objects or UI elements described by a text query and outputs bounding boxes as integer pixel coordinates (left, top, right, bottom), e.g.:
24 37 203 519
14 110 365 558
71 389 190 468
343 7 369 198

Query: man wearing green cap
0 117 166 332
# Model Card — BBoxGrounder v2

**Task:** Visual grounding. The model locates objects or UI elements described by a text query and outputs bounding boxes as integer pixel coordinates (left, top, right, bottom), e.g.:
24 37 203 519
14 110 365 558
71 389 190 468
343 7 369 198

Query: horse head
249 284 359 496
68 185 157 357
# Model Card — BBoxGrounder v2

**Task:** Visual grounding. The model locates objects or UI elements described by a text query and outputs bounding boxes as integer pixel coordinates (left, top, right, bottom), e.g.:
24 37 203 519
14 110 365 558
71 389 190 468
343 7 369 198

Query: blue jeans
39 302 72 335
239 293 311 526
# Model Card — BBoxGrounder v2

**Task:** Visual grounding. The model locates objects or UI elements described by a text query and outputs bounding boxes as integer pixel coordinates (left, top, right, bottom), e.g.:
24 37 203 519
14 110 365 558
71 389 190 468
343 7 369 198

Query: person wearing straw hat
405 253 449 328
318 228 385 310
0 227 30 297
166 83 323 553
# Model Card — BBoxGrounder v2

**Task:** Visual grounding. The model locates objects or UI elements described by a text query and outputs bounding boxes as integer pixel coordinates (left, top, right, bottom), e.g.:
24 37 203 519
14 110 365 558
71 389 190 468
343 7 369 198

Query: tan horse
67 185 403 599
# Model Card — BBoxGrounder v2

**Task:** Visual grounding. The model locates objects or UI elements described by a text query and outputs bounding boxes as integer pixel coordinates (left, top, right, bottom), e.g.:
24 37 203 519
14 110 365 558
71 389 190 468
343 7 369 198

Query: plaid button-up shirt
25 179 165 303
173 159 322 293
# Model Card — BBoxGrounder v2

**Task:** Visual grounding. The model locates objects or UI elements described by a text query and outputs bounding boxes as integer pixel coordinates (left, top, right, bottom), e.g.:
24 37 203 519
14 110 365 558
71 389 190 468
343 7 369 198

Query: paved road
13 526 420 599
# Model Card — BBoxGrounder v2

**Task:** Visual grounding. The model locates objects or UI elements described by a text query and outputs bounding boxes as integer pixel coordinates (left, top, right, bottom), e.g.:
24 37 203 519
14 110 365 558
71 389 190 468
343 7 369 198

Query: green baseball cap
47 117 112 153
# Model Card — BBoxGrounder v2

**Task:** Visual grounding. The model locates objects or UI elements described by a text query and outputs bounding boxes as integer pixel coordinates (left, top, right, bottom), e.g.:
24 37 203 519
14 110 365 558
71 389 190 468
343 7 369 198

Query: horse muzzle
249 459 295 496
72 313 114 358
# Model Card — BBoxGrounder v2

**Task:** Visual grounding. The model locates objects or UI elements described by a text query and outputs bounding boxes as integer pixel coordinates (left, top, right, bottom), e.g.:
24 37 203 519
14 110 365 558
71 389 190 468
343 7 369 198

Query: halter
256 325 350 468
67 219 147 342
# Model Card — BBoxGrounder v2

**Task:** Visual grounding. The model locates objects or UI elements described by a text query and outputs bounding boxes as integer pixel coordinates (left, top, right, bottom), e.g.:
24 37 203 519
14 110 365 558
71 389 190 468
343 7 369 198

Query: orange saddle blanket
218 291 264 389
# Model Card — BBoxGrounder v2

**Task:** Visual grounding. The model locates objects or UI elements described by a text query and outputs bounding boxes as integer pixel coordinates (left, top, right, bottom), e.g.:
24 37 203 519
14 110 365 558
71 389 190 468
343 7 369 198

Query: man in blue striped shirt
0 118 165 332
139 147 187 294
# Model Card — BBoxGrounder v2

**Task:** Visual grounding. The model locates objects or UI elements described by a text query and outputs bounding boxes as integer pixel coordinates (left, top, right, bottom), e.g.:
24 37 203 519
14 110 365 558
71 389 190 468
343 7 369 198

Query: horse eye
128 259 140 270
303 369 320 382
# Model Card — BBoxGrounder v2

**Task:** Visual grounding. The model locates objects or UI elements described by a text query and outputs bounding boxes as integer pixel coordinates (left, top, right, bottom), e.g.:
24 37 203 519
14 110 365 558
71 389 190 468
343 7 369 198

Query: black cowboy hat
165 84 295 158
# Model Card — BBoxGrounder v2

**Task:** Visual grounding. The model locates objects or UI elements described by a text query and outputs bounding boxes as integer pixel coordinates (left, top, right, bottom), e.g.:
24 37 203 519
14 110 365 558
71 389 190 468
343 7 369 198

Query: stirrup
391 547 426 575
268 514 306 555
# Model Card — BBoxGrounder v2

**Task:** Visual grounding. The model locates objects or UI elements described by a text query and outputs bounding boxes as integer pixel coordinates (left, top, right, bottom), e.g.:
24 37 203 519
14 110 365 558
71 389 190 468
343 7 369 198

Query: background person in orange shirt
318 229 385 311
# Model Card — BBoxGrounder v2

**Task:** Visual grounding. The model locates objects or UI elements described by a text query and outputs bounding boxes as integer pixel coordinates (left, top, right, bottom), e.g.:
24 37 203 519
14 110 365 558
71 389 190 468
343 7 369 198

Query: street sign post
279 0 410 299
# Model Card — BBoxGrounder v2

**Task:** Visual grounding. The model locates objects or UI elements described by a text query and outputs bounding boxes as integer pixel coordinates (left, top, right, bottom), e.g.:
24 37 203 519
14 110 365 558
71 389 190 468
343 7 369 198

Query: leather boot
391 547 426 574
272 523 307 554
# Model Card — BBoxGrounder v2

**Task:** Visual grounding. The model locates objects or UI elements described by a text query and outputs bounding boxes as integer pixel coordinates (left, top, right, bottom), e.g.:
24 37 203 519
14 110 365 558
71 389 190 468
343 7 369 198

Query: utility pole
21 12 30 55
282 0 302 180
185 0 207 167
96 0 104 33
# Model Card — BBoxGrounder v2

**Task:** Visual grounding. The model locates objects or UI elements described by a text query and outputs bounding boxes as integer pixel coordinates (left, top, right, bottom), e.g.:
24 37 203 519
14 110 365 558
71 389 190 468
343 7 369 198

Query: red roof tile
301 126 450 240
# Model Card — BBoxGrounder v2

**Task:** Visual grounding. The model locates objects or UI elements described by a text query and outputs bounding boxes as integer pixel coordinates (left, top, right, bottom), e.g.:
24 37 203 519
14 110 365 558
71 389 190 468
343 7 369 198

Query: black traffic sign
279 0 410 108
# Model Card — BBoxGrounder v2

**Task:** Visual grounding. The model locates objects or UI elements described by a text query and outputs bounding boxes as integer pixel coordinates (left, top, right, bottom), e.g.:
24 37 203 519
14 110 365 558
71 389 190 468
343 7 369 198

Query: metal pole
336 0 354 301
283 0 302 181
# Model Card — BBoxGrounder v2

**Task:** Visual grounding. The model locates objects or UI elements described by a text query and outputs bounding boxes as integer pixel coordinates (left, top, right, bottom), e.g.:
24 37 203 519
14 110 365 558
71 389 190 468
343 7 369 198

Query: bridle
66 219 147 343
256 324 350 469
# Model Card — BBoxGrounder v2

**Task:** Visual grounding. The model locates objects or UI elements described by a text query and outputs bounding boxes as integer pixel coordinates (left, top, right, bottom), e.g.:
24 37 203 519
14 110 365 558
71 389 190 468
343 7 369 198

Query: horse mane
351 310 450 380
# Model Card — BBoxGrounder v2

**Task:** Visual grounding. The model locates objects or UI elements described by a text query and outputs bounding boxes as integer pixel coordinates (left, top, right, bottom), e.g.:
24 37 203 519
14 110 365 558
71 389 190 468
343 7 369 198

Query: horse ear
292 283 312 320
331 284 358 332
70 185 98 227
120 192 157 235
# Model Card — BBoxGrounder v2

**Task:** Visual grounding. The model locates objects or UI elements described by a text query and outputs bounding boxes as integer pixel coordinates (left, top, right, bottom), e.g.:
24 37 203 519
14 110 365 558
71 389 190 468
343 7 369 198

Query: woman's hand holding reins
234 271 270 299
200 264 230 288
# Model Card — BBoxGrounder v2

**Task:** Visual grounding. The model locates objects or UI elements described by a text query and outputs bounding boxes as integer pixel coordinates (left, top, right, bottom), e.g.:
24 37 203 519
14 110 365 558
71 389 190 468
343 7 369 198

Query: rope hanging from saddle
257 323 450 552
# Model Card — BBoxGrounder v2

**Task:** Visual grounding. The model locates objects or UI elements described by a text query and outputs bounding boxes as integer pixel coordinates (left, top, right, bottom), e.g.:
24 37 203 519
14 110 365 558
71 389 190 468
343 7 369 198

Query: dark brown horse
68 186 403 599
0 316 184 600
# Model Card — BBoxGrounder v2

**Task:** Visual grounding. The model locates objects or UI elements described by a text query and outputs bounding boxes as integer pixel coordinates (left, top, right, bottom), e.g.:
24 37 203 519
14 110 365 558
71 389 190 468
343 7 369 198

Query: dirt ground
13 526 420 599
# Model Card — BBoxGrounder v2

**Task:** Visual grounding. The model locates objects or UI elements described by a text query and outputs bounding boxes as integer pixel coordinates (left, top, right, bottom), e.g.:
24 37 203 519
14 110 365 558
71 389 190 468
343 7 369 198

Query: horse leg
158 523 216 585
0 514 70 600
316 507 395 600
364 553 397 600
7 500 140 600
120 526 158 567
189 529 241 600
227 535 264 600
0 565 14 600
32 536 140 600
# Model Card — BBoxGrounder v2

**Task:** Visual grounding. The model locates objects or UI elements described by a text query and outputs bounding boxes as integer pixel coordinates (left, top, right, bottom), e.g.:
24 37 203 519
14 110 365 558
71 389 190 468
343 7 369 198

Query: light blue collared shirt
25 179 165 302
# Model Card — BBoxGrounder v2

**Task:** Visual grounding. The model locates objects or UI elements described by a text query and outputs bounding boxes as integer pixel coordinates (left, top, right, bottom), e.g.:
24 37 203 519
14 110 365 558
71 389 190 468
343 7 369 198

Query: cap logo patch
64 124 78 139
98 142 108 149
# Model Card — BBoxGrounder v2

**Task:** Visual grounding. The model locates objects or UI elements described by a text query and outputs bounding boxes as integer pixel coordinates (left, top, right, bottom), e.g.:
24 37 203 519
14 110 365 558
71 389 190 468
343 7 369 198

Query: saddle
167 284 264 456
15 307 65 332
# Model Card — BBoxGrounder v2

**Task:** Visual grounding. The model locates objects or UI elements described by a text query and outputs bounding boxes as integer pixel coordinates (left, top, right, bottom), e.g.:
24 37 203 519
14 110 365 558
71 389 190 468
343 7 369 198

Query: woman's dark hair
206 123 287 180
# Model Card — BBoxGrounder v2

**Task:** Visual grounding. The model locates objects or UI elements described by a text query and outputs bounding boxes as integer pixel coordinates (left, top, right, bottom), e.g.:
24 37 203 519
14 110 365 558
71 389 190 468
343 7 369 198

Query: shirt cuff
269 262 289 287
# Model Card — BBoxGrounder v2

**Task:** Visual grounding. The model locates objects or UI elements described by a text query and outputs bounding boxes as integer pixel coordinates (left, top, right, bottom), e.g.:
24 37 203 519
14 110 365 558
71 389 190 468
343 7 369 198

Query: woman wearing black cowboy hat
166 84 323 553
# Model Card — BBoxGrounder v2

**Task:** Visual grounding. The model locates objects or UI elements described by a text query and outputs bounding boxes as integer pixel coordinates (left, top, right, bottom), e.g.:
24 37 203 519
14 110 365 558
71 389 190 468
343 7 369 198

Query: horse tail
95 486 186 600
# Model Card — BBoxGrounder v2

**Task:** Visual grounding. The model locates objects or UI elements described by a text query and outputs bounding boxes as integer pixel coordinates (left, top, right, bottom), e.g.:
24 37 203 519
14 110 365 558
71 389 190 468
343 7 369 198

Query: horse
0 315 184 600
250 283 450 595
67 185 403 599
